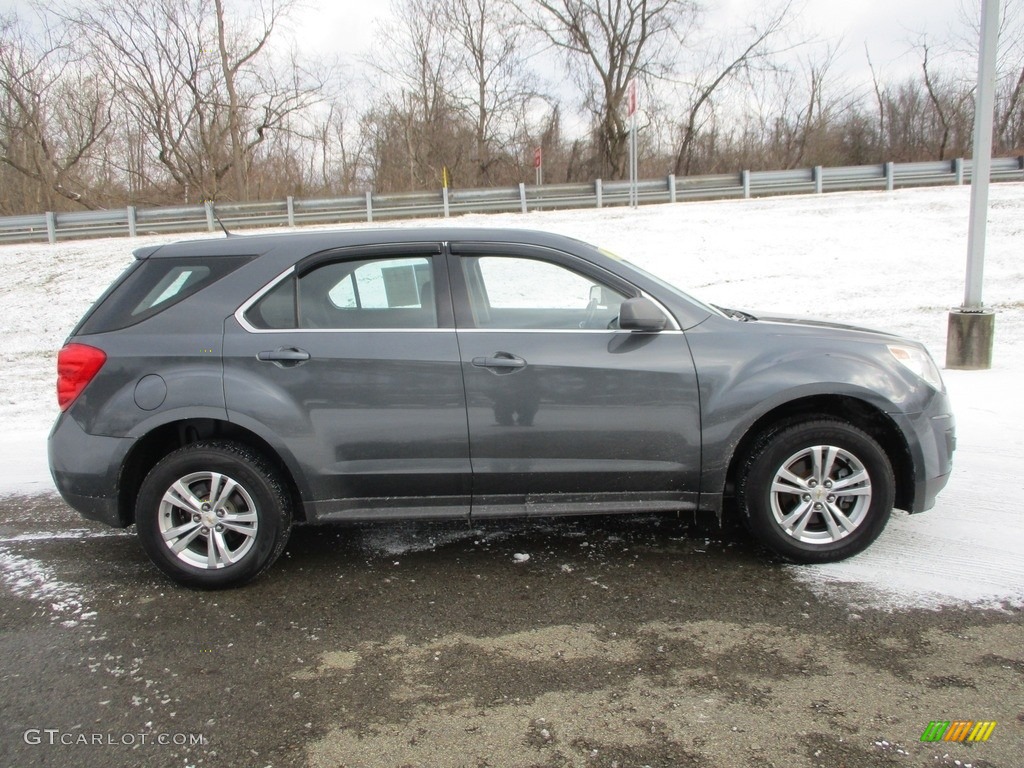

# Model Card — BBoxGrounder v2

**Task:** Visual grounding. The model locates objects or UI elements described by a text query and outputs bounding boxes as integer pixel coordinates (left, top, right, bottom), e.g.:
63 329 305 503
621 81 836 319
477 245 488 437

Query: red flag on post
533 146 542 169
627 78 638 117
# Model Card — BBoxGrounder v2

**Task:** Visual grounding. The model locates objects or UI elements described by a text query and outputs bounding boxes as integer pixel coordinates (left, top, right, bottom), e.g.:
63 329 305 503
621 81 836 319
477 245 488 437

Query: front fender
686 319 935 506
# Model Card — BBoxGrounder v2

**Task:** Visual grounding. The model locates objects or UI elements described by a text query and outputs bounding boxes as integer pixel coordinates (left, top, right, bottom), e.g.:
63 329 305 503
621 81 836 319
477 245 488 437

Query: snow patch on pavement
354 524 479 557
0 430 55 496
0 528 131 543
0 548 97 627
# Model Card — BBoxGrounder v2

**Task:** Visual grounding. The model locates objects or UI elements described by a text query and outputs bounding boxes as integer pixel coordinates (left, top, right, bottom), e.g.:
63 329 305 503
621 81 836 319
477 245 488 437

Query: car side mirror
618 297 668 331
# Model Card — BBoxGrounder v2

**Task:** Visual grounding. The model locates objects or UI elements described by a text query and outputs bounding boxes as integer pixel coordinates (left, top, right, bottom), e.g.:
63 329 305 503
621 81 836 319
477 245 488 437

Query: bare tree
59 0 324 202
670 1 793 176
865 44 888 153
939 0 1024 154
919 39 955 159
990 0 1024 151
214 0 271 200
363 0 467 190
0 14 111 211
443 0 537 185
300 100 370 194
736 42 843 170
786 44 848 166
527 0 696 179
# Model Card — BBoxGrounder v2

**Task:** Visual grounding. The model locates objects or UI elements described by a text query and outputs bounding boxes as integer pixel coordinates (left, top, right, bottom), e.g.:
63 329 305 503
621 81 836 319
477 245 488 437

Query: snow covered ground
2 183 1022 610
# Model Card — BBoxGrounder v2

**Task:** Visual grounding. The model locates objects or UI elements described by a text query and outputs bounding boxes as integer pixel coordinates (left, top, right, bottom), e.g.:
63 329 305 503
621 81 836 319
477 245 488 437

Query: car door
223 243 471 521
448 242 702 518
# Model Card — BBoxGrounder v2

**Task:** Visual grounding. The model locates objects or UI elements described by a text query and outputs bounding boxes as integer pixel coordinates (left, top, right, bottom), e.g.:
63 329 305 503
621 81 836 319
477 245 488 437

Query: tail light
57 343 107 411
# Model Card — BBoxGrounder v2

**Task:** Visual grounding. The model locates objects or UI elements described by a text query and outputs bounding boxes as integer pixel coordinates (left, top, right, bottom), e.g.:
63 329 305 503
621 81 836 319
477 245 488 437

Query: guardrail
2 156 1022 245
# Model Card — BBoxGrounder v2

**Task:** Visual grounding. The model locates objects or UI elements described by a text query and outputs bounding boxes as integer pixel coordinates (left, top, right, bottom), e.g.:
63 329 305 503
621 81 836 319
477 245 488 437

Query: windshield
597 247 728 319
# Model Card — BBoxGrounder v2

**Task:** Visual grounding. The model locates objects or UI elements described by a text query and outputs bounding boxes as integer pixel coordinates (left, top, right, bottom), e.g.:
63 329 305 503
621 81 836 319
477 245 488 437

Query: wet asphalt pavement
0 492 1021 768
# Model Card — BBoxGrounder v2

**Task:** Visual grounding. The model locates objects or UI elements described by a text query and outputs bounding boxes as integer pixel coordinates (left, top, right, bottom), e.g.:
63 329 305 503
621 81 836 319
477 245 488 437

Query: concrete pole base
945 308 995 370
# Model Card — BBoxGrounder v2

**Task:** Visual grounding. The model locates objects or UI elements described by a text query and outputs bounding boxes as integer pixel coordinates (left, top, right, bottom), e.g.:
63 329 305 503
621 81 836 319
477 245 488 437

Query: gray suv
48 228 955 588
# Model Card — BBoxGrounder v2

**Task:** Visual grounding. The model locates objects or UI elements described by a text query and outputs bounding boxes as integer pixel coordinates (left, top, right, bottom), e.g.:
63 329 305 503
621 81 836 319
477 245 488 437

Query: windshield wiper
712 305 757 322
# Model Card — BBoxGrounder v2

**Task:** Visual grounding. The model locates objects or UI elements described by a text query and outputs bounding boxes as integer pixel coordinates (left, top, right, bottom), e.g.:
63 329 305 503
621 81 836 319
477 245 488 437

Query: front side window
461 255 628 330
246 255 436 330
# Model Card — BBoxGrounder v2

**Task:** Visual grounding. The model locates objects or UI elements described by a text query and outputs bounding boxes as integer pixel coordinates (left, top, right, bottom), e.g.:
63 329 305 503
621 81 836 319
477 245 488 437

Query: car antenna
208 202 233 238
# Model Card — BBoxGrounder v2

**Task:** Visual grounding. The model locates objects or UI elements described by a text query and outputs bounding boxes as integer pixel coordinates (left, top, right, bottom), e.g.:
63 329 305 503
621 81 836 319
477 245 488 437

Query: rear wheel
135 441 292 588
737 419 894 563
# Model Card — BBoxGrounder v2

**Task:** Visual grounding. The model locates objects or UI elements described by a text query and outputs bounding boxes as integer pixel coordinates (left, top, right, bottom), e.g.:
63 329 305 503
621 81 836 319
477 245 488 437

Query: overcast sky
286 0 971 75
0 0 982 85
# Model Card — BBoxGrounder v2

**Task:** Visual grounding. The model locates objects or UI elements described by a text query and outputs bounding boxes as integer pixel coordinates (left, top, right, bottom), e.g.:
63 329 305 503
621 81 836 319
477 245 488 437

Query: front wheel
135 441 292 588
737 419 895 563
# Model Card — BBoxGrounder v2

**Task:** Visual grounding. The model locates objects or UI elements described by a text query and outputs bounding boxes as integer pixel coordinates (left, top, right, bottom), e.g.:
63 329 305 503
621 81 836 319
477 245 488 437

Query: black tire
135 441 292 589
737 419 894 563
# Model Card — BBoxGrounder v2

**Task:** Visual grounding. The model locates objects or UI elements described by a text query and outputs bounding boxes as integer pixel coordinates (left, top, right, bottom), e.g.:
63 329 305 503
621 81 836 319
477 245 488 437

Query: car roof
134 227 597 261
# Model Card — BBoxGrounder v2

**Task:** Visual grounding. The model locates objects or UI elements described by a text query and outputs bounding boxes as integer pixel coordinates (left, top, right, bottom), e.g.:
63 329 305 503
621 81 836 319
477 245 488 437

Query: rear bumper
48 414 134 528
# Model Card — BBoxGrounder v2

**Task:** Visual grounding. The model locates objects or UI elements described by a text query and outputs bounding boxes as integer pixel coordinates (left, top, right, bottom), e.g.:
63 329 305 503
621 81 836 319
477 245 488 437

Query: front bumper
893 391 955 513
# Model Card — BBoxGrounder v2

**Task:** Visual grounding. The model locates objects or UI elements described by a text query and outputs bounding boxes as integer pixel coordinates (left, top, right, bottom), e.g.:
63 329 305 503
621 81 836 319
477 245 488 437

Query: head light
887 344 944 391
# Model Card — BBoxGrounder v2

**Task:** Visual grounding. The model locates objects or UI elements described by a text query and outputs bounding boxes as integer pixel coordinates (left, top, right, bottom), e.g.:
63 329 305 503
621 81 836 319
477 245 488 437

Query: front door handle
257 347 311 367
472 352 527 372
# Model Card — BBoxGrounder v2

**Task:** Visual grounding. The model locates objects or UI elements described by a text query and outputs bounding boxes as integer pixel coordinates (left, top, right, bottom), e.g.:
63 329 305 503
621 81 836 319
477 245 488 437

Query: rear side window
246 255 437 330
77 256 251 334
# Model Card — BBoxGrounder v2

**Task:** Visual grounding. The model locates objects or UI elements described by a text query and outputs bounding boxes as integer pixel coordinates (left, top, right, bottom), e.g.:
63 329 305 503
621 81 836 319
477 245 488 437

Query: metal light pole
946 0 1000 369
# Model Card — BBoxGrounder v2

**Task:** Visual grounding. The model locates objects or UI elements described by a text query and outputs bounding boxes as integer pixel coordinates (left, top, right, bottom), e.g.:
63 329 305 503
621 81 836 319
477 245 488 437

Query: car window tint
133 266 211 316
246 276 297 329
299 256 436 329
463 255 627 330
77 255 251 334
246 257 438 331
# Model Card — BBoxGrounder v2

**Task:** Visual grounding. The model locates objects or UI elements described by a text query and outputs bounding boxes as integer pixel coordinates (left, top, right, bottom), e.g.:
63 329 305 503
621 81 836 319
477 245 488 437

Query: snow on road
2 183 1022 610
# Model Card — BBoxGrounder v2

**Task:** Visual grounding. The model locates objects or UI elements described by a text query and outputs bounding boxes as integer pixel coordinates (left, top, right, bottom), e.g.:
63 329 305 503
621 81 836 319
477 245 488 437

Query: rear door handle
472 352 526 371
257 347 310 366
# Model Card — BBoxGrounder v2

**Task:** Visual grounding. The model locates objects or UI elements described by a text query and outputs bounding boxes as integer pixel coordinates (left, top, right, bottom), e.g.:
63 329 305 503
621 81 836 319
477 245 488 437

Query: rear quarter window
76 255 251 334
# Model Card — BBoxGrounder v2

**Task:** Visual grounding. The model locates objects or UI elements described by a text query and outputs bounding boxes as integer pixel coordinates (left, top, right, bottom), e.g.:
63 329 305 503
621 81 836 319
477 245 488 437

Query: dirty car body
49 228 955 587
